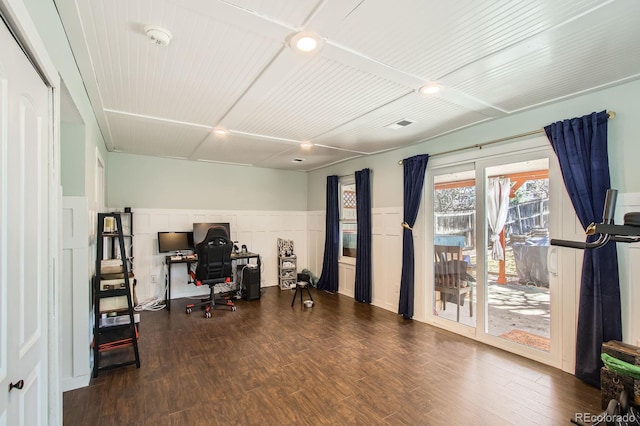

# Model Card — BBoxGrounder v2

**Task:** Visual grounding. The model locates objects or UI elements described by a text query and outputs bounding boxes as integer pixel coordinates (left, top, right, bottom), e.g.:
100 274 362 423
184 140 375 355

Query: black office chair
186 226 236 318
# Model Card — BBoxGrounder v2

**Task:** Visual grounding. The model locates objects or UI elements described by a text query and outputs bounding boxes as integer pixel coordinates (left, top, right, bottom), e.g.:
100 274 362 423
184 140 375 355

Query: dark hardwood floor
64 287 601 425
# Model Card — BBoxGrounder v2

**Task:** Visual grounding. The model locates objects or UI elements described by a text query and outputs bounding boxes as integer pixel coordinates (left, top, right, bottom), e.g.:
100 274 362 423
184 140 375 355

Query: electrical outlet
151 275 157 283
637 339 640 347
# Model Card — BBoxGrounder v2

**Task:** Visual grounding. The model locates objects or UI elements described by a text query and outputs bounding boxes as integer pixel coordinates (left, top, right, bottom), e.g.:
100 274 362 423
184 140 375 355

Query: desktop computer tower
239 265 260 301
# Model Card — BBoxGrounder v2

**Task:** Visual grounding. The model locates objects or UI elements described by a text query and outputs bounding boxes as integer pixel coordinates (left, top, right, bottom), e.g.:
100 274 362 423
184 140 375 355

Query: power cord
134 297 166 312
134 264 169 311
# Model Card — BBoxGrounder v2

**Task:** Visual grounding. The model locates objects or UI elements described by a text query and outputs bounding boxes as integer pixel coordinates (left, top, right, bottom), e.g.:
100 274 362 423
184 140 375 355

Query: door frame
423 135 578 371
0 0 61 422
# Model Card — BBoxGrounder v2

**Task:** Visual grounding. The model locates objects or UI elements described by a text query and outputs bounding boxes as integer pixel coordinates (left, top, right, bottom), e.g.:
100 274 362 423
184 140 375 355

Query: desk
164 252 260 311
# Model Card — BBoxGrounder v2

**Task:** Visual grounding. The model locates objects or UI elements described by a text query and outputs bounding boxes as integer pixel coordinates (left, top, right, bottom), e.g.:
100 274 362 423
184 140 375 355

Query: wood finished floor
64 287 601 425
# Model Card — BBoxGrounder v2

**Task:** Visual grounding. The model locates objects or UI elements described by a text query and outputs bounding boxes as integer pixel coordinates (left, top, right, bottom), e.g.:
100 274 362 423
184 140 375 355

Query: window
340 176 357 258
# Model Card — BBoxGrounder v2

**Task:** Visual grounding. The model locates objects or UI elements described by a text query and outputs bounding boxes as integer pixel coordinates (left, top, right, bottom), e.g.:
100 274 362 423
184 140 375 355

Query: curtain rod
398 111 616 165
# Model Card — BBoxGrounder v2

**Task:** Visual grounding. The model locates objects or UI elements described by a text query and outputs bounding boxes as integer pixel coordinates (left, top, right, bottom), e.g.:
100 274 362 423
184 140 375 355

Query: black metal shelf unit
92 212 140 377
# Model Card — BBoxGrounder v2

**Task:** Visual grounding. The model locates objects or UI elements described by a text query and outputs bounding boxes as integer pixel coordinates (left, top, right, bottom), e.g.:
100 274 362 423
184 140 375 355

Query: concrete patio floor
436 281 550 340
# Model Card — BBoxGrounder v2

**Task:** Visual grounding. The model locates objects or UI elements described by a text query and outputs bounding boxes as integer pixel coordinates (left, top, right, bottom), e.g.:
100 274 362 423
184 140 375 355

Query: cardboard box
98 276 136 312
101 259 123 274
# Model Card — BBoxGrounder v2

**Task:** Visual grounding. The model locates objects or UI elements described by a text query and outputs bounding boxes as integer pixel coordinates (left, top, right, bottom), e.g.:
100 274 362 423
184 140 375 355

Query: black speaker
240 265 260 301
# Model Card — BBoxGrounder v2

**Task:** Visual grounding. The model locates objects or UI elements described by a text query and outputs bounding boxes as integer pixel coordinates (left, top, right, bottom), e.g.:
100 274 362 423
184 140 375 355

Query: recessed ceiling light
419 83 441 95
289 32 323 54
144 25 172 46
300 141 313 149
213 128 227 136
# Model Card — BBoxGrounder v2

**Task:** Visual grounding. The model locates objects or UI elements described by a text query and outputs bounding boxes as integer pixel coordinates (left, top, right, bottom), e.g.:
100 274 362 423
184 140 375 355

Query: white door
476 151 563 368
427 139 577 370
0 18 50 425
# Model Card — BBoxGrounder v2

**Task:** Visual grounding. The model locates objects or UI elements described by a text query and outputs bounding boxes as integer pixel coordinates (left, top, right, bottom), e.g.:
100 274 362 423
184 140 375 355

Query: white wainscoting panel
372 208 403 312
617 193 640 346
340 263 355 298
308 207 405 314
61 197 91 391
306 211 325 281
131 209 307 302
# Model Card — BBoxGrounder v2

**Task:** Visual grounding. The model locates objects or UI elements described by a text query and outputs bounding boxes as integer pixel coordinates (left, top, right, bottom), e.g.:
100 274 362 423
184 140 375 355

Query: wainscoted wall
131 205 425 318
62 197 91 391
616 192 640 347
308 207 416 317
306 211 325 284
371 208 404 311
131 208 308 301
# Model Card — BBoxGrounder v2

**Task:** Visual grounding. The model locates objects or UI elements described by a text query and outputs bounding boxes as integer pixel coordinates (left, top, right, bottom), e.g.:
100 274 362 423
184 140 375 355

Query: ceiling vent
384 119 415 130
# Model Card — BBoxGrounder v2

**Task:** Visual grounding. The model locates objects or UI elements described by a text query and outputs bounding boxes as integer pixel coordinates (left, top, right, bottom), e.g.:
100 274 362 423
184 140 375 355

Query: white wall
615 193 640 347
131 208 308 302
306 211 325 283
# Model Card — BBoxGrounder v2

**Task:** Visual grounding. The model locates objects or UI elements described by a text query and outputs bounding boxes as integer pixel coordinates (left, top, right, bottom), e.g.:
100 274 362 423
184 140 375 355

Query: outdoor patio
437 279 550 351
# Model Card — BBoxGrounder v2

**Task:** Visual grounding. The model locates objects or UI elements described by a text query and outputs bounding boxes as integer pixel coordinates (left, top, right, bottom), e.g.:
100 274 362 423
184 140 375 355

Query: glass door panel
433 169 476 327
484 159 550 352
428 143 570 369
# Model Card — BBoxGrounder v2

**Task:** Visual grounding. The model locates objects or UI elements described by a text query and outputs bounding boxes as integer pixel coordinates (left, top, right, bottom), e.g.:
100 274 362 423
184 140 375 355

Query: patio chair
434 244 474 322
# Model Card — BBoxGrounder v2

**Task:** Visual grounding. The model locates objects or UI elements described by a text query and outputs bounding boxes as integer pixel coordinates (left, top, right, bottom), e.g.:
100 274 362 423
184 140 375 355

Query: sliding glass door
428 141 574 368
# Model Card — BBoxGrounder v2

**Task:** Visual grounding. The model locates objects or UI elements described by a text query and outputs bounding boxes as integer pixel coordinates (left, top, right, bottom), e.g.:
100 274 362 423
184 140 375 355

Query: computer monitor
157 232 194 254
193 222 230 245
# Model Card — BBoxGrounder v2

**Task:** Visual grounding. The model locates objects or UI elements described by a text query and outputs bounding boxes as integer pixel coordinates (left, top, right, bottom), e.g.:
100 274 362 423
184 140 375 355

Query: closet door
0 17 50 425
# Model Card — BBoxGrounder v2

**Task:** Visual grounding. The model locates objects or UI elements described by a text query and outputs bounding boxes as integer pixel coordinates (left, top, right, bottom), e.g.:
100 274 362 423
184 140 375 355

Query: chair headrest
203 225 229 240
196 228 231 252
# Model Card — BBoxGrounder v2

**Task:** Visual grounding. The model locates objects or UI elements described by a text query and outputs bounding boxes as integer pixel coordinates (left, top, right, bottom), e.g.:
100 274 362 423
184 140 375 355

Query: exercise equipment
551 189 640 249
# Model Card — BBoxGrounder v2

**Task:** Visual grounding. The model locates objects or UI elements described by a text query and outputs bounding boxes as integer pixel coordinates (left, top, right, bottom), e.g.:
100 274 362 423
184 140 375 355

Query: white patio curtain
487 177 511 260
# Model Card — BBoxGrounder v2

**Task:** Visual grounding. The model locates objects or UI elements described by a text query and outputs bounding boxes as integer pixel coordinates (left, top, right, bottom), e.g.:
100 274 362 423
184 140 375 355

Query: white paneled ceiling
55 0 640 171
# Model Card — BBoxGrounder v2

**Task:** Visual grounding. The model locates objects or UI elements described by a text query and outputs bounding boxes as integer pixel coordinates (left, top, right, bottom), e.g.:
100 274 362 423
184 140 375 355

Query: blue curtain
317 175 339 293
544 110 621 387
398 154 430 319
355 168 372 303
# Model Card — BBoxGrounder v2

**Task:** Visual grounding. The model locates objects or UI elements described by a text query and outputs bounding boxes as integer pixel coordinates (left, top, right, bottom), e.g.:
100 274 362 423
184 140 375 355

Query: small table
291 281 313 307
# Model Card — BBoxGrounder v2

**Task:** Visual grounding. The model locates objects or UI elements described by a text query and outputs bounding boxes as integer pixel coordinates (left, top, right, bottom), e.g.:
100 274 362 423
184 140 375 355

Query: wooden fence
435 198 549 248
